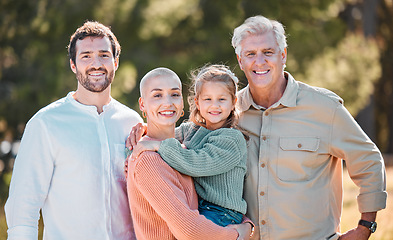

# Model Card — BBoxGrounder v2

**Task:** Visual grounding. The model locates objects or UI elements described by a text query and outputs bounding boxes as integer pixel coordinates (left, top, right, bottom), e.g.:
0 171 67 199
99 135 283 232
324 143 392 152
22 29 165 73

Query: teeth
160 111 174 115
255 70 269 74
89 72 104 76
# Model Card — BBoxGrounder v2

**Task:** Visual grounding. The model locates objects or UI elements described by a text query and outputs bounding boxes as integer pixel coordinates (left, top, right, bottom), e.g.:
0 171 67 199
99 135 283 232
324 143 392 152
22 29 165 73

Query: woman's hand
126 122 147 150
227 222 252 240
130 140 161 160
124 155 132 178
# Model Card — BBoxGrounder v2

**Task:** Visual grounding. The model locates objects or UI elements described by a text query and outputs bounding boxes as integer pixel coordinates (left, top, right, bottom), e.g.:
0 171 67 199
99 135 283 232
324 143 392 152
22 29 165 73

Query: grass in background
0 167 391 239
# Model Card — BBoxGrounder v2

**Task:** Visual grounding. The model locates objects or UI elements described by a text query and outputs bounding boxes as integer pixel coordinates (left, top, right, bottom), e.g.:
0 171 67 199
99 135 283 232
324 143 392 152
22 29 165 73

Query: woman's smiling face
139 75 183 129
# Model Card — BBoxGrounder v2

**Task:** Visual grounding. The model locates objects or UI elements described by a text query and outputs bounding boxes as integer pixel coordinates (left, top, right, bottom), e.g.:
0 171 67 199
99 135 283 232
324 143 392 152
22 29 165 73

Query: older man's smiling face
237 31 287 93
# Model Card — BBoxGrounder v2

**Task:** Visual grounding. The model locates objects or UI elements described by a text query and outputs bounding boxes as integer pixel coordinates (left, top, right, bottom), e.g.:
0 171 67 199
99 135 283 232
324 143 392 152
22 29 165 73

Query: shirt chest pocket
277 137 320 182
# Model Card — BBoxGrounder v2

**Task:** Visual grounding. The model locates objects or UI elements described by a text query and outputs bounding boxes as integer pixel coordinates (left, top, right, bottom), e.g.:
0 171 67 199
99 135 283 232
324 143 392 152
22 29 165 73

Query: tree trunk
375 0 393 152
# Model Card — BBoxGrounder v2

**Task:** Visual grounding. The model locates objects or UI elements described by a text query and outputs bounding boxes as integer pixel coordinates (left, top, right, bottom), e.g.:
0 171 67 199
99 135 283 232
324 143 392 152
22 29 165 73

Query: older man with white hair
233 15 387 240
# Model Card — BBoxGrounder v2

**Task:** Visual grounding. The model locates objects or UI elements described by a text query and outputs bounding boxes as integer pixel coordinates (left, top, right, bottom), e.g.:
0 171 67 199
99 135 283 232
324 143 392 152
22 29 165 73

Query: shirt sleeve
330 103 387 212
132 153 238 240
158 129 247 177
5 117 54 240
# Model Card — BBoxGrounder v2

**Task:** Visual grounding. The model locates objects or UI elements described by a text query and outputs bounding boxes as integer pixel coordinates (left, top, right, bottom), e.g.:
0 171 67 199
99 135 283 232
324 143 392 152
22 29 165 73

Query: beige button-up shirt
237 72 387 240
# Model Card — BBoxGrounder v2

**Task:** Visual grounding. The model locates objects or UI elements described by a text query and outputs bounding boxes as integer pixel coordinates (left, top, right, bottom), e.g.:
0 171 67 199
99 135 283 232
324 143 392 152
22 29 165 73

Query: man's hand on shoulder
126 122 147 150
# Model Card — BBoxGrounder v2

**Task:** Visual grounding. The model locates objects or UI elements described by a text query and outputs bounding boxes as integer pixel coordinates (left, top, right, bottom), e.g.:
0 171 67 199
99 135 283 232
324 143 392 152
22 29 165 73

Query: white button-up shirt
5 92 142 240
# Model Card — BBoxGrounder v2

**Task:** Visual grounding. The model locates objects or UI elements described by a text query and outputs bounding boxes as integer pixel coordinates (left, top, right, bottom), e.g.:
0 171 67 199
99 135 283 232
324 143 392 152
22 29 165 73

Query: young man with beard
5 21 142 239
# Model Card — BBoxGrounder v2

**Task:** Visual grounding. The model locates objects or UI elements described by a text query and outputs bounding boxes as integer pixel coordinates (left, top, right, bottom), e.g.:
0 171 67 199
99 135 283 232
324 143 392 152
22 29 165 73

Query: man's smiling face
237 31 287 92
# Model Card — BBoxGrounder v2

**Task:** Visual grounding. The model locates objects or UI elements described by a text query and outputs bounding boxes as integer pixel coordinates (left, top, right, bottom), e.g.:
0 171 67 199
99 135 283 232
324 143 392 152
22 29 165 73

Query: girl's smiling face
195 81 236 130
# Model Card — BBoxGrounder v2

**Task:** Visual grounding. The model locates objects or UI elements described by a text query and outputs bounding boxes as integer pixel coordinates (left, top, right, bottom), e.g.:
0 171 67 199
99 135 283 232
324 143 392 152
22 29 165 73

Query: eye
219 98 227 101
81 55 90 59
172 92 181 97
245 52 255 57
101 53 110 58
265 51 274 56
153 93 162 98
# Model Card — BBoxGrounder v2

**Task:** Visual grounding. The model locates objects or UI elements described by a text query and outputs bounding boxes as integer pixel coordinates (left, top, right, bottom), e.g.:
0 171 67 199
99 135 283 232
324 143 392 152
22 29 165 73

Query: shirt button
261 163 266 168
298 143 302 148
260 191 265 196
262 136 267 141
261 220 266 225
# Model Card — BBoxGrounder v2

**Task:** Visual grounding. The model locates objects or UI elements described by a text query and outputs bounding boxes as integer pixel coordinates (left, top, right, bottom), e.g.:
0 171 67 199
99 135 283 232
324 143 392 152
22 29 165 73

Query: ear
194 97 200 110
114 57 119 71
233 97 238 110
70 59 77 74
281 48 287 65
138 97 145 112
236 54 244 71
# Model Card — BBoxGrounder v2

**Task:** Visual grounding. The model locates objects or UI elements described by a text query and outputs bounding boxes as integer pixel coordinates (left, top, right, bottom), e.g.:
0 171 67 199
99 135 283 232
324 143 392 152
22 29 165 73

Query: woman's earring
180 110 184 117
142 111 147 118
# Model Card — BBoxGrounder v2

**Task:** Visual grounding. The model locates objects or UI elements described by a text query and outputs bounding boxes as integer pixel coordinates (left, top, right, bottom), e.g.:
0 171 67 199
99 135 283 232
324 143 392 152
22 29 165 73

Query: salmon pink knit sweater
127 150 238 240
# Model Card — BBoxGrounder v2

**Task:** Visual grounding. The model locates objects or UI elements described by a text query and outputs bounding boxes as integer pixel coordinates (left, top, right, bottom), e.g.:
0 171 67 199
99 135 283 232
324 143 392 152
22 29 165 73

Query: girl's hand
130 140 161 160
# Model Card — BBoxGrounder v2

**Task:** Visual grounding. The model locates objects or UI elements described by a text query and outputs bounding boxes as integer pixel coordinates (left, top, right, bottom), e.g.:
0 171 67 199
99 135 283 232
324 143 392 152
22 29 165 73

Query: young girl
131 64 248 227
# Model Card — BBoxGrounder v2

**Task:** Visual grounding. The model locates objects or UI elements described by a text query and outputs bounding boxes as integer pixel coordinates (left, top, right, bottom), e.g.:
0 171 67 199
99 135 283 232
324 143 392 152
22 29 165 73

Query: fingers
124 159 129 178
135 123 146 140
126 135 132 149
130 123 146 149
131 147 141 161
127 123 143 150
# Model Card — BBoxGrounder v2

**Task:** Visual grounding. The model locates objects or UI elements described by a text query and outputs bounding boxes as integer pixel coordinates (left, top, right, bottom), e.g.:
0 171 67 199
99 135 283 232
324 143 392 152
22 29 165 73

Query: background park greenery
0 0 392 238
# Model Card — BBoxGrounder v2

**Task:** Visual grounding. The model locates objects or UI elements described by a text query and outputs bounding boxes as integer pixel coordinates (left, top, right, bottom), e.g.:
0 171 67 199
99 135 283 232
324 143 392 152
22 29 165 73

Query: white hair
232 15 287 56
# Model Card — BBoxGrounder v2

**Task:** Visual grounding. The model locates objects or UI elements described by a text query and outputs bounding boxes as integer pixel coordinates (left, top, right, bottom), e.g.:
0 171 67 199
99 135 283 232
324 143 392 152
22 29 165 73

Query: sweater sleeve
132 153 238 240
174 122 190 142
158 128 247 177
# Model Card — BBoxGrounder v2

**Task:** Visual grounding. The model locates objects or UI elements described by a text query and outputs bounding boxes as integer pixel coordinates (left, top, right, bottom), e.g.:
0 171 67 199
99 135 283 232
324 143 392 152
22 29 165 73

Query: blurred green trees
1 0 392 189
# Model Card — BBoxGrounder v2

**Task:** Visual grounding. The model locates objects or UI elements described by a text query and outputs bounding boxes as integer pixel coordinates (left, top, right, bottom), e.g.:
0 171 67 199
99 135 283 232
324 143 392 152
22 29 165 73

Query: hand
126 123 147 150
130 140 161 160
227 222 252 240
124 156 130 178
339 211 376 240
339 226 370 240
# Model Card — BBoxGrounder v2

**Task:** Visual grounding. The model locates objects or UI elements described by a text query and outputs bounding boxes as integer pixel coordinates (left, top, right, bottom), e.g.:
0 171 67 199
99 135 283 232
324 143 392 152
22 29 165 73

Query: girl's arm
158 128 247 177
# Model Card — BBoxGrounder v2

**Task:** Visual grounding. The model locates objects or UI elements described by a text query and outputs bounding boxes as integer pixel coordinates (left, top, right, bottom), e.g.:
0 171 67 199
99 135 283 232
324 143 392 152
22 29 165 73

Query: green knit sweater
158 122 248 214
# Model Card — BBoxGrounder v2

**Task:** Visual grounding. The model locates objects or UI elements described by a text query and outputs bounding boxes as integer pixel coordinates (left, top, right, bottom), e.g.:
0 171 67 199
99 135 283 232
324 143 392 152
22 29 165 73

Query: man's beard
76 68 114 93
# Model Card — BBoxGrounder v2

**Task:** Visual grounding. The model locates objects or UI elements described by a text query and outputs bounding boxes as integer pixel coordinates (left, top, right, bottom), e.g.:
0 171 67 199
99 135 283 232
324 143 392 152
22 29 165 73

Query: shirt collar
66 91 115 114
236 71 299 112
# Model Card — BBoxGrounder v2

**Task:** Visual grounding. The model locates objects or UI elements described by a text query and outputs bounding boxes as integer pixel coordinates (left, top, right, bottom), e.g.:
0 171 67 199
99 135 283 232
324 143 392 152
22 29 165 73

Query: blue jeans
198 198 243 227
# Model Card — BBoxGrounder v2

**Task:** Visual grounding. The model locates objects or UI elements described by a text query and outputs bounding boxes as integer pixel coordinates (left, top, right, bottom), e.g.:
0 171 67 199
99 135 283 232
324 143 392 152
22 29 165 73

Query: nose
162 95 174 106
255 53 266 65
91 55 103 68
212 99 220 108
